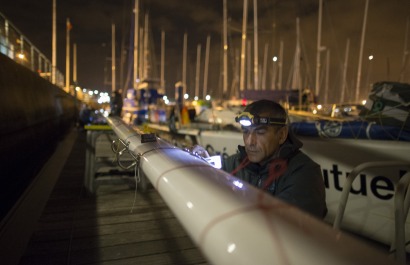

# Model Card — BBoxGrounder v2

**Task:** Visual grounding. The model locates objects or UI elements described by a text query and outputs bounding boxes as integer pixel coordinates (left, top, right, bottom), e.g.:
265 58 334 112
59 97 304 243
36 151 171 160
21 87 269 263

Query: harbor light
205 95 211 101
368 55 373 60
184 93 189 100
94 90 99 95
272 56 278 62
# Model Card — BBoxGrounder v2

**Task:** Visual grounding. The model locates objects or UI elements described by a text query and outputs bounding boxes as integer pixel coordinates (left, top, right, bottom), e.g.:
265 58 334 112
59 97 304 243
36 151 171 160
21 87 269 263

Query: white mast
399 17 409 82
203 35 211 99
182 33 187 97
315 0 324 98
139 27 144 80
253 0 259 90
111 23 116 92
160 30 165 90
324 49 330 104
247 40 251 89
355 0 369 102
143 13 149 80
195 44 201 99
73 43 77 85
133 0 139 88
223 0 228 97
340 38 350 104
65 18 71 93
239 0 248 92
278 40 283 90
52 0 57 85
262 43 268 90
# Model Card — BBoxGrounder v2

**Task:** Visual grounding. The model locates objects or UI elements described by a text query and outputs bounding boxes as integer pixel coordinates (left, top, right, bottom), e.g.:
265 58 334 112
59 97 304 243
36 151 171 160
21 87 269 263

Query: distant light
94 90 98 94
362 100 367 105
317 104 323 110
224 44 228 50
368 55 374 60
184 93 189 99
186 201 194 209
18 53 25 59
205 95 211 101
272 56 278 62
82 88 87 93
194 96 198 101
88 91 93 96
75 86 80 91
163 95 168 100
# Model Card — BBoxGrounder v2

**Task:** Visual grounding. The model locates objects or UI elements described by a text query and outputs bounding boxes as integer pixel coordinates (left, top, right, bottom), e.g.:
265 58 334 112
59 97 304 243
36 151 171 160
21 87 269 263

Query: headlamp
235 111 286 127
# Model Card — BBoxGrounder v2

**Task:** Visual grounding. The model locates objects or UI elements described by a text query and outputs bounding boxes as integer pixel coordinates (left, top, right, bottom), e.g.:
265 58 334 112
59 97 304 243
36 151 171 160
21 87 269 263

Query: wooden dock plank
18 131 208 265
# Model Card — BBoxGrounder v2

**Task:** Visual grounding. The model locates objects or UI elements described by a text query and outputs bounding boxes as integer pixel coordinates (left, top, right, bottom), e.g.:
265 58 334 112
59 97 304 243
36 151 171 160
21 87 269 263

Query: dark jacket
222 133 327 219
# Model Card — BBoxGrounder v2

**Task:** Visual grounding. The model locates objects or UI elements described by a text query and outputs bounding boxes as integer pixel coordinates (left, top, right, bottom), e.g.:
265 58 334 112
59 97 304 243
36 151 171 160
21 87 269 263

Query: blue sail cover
291 81 410 141
291 120 410 141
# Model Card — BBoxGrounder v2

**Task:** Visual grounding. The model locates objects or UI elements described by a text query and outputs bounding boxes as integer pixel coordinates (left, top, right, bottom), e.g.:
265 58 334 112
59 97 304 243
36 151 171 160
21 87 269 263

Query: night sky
1 0 409 103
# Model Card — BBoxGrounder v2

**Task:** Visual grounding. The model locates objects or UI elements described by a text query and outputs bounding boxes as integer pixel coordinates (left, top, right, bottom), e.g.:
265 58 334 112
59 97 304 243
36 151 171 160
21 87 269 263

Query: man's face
242 124 287 164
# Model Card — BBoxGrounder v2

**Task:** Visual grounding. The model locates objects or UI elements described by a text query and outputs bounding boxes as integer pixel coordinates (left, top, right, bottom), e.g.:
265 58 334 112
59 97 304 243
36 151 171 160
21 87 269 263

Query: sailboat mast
278 40 283 90
253 0 259 90
111 23 116 92
355 0 369 102
160 30 165 90
340 38 350 104
399 17 409 82
182 33 187 97
52 0 56 85
315 0 323 98
203 35 211 99
195 44 201 99
223 0 228 97
133 0 139 88
239 0 248 92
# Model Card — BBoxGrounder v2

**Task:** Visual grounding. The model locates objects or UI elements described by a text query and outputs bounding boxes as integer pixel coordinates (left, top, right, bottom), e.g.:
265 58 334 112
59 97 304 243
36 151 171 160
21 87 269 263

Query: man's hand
186 145 210 158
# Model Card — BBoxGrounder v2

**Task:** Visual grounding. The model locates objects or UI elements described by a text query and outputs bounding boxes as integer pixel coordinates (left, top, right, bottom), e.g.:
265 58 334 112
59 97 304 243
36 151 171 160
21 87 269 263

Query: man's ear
278 126 288 145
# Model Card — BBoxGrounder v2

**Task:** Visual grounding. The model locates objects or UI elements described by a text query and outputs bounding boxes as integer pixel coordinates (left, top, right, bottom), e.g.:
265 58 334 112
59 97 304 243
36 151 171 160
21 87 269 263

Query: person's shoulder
290 150 320 167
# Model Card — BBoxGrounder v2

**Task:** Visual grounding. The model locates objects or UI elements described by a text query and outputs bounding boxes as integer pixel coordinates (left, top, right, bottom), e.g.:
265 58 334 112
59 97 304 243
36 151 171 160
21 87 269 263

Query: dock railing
0 12 64 87
106 116 395 265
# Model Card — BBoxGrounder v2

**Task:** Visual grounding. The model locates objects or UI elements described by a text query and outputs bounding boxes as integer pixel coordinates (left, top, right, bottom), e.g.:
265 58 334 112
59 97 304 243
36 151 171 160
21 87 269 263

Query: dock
1 129 207 265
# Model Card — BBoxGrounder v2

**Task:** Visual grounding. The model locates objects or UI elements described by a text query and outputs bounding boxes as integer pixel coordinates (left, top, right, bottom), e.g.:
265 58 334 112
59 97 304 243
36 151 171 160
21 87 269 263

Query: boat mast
355 0 369 103
253 0 259 90
143 13 149 80
315 0 323 100
340 38 350 104
223 0 228 97
66 18 71 93
160 30 165 90
262 43 268 90
195 44 201 99
278 40 283 90
203 35 211 99
239 0 248 92
133 0 139 88
399 16 409 82
111 23 115 92
182 33 187 98
52 0 56 85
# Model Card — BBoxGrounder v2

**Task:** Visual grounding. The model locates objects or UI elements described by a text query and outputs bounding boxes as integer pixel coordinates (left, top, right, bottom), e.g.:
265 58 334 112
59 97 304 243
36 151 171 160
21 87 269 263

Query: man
224 99 327 218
